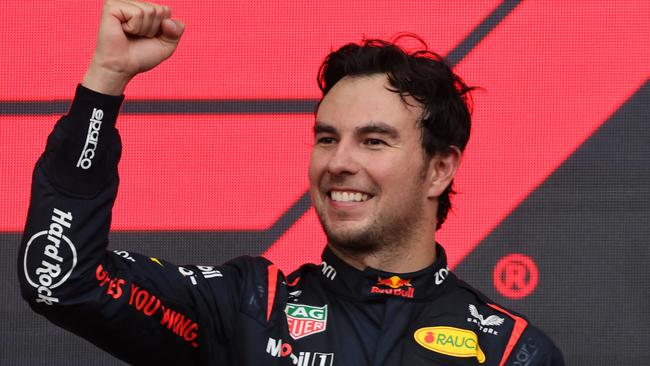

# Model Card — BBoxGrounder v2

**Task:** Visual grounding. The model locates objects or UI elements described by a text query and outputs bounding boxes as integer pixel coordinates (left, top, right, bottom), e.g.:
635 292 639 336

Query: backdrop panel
1 1 648 365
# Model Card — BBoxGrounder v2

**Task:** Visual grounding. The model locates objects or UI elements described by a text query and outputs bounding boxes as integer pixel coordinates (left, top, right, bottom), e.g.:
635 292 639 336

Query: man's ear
426 146 462 199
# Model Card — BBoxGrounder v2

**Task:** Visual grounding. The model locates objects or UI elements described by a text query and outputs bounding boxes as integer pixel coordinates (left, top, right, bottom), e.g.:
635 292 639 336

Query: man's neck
327 237 437 273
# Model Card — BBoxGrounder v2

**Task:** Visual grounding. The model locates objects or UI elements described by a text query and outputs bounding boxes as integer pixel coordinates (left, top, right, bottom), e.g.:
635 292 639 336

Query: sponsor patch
23 208 76 305
414 326 486 364
266 337 334 366
95 264 199 348
178 265 223 285
96 263 126 299
467 304 505 335
77 108 104 170
320 261 336 280
434 267 449 285
288 290 303 302
370 276 414 298
512 337 539 366
285 303 327 339
113 250 135 263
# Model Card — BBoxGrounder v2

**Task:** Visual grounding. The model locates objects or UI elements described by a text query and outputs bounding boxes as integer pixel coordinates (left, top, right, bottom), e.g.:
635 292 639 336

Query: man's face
309 74 432 254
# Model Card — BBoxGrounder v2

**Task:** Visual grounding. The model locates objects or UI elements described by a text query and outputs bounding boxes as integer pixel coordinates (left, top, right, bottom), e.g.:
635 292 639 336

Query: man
18 0 564 365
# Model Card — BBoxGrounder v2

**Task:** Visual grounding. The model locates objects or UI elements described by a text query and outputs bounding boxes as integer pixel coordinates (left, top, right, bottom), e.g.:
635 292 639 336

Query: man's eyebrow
356 122 400 139
313 121 400 139
313 121 338 135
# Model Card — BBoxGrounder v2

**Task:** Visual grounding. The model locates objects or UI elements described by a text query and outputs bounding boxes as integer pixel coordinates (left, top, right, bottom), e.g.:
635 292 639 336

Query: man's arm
505 325 565 366
16 2 240 364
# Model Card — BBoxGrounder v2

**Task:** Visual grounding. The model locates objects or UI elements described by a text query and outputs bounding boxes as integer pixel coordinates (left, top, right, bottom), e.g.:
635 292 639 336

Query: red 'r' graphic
493 253 539 299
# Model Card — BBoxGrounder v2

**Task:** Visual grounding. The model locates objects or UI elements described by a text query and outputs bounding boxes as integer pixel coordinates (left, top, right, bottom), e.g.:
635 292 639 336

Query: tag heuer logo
285 304 327 340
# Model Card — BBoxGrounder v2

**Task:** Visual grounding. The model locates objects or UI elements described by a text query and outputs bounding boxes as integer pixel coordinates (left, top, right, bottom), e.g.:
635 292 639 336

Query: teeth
331 191 369 202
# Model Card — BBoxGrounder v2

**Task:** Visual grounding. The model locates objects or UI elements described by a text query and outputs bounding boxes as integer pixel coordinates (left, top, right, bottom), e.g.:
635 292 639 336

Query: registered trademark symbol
493 253 539 299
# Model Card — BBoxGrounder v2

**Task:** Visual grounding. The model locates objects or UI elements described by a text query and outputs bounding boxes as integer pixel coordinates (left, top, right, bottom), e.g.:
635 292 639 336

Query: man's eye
364 138 386 146
316 137 336 144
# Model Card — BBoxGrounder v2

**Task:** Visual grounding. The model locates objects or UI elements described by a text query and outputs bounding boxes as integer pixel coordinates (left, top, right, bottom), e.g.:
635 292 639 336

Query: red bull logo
371 276 415 298
376 275 412 289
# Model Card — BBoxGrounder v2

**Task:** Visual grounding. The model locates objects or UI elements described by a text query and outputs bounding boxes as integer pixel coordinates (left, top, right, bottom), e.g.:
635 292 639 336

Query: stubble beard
315 191 425 258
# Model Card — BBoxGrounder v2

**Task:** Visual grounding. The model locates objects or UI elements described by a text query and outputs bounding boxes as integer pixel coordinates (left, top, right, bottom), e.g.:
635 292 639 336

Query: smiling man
311 71 459 273
18 1 563 365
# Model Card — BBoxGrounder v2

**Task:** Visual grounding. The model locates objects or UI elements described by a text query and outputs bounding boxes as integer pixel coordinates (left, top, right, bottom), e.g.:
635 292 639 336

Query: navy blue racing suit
18 85 564 366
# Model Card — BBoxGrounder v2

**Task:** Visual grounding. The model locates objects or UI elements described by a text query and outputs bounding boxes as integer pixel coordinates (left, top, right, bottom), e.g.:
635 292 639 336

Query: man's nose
326 142 360 176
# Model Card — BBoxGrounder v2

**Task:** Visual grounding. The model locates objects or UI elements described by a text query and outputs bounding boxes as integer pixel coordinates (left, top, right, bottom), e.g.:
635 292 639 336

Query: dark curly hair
316 34 476 230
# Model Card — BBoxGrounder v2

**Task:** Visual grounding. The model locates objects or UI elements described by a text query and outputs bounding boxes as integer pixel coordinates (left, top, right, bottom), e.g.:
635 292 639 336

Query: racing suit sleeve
17 85 241 365
506 325 565 366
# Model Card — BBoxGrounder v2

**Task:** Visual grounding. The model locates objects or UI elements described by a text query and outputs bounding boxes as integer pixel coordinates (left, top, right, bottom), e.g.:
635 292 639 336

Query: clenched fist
82 0 185 95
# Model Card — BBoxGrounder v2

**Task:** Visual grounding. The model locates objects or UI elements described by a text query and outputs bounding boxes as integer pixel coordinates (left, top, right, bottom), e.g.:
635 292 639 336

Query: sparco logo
76 108 104 169
23 208 77 305
266 337 334 366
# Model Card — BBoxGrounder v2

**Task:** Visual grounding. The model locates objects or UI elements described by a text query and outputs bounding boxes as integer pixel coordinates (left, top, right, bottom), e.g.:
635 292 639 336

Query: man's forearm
82 64 131 96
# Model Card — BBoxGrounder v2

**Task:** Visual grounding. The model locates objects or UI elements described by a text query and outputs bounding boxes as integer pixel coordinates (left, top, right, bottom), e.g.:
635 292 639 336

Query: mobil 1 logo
23 208 77 305
266 337 334 366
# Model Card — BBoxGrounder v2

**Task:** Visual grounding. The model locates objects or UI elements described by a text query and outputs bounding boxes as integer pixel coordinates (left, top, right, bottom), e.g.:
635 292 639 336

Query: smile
329 190 371 202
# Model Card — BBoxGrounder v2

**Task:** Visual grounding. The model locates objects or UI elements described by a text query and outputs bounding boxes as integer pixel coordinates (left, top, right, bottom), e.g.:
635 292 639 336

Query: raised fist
83 0 185 95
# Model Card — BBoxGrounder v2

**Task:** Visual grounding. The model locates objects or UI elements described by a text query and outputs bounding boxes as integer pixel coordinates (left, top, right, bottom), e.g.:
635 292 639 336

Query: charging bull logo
370 276 414 298
377 276 412 289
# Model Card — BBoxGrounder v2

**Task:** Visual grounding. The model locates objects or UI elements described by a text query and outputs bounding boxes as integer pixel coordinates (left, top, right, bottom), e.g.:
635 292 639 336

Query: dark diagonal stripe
445 0 522 66
121 99 318 114
266 192 313 243
454 80 650 365
116 192 313 259
0 99 318 116
0 101 71 116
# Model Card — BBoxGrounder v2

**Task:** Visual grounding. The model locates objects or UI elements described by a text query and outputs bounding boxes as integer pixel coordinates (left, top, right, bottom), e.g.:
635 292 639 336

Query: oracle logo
493 253 539 300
